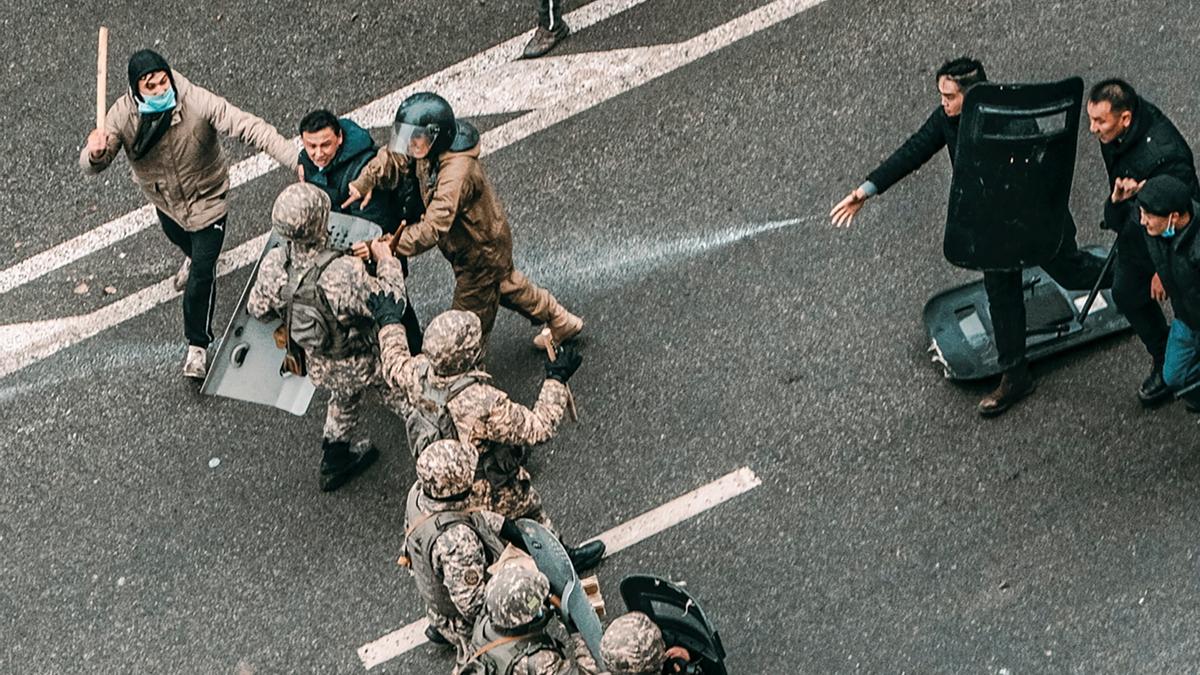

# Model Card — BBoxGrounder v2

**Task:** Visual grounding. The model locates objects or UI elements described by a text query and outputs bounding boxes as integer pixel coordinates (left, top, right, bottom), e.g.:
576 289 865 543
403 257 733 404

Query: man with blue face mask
1139 176 1200 411
81 49 298 380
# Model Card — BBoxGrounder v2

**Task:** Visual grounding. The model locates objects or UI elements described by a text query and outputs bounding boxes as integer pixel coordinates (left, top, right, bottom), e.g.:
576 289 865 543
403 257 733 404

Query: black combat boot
319 439 380 492
424 625 451 646
566 540 606 572
523 22 570 59
1180 388 1200 413
1138 360 1172 406
977 363 1036 418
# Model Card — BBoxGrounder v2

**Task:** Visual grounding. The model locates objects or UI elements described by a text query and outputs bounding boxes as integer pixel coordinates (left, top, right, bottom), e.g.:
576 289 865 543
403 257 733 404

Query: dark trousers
538 0 565 30
983 235 1113 371
159 211 224 349
399 296 424 355
1111 223 1169 366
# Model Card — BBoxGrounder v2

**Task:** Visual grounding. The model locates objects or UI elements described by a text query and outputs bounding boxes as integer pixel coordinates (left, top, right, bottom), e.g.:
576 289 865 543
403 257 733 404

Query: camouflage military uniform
460 567 600 675
377 310 570 528
598 612 667 675
405 440 507 665
247 183 410 447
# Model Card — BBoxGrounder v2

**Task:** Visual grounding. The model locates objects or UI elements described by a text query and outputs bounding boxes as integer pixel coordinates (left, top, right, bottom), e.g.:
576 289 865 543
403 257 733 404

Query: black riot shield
514 519 606 669
619 575 727 675
201 214 382 414
944 77 1084 270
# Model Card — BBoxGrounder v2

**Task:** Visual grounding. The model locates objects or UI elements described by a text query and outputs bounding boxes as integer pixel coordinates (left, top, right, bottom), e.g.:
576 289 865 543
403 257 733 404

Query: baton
1075 241 1119 326
96 26 108 129
541 327 578 422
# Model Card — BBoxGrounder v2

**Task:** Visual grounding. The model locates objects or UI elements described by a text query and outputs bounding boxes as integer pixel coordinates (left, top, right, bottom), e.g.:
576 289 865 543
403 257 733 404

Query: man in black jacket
831 57 1110 417
1137 176 1200 410
298 109 423 353
1085 79 1200 405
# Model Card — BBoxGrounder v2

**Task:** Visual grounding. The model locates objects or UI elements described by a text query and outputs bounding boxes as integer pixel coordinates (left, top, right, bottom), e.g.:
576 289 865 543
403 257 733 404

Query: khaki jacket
81 71 297 231
351 145 514 280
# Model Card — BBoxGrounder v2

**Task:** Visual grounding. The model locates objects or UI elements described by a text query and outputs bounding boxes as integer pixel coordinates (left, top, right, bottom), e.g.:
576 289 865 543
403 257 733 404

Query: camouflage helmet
423 310 482 376
484 566 549 630
415 439 477 499
271 182 331 245
600 612 666 675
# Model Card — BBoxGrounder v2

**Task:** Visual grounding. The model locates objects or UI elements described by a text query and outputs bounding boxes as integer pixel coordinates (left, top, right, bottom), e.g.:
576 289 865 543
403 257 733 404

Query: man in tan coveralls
346 92 582 348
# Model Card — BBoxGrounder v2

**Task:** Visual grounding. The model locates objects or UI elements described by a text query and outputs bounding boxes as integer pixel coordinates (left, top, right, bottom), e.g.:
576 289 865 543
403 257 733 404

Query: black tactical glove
544 343 582 383
367 291 406 327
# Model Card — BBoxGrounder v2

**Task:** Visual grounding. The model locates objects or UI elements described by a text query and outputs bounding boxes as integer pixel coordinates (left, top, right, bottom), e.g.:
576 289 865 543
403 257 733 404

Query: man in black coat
1085 79 1200 405
831 57 1110 417
298 109 424 353
1137 176 1200 410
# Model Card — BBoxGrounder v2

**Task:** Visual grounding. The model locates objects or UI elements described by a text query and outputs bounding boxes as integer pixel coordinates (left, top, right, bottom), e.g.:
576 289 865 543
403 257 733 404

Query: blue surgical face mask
1161 214 1177 239
137 87 176 114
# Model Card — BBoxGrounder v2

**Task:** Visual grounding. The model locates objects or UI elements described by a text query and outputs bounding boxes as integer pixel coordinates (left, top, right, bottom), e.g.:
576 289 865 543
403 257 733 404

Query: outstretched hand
342 184 373 209
831 188 869 227
367 291 406 327
1111 177 1146 203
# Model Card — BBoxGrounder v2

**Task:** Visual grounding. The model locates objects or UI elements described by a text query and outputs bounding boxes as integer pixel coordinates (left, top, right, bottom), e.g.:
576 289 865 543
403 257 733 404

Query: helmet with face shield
389 92 458 159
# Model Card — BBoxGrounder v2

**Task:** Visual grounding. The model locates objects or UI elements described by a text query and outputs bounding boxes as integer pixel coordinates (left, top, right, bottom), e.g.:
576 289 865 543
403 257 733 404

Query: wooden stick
541 327 578 422
96 26 108 129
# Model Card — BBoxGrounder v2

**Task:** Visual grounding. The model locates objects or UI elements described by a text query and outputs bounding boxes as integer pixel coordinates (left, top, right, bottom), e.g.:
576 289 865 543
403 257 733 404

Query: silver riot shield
514 519 607 669
200 214 382 414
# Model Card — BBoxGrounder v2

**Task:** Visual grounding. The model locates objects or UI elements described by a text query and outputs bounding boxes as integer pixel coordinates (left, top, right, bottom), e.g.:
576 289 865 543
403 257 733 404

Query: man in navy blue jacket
298 109 423 353
831 57 1109 417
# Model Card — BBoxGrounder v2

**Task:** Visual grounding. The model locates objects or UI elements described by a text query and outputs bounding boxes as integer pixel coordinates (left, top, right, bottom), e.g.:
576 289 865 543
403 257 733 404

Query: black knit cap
127 49 175 101
1138 175 1193 217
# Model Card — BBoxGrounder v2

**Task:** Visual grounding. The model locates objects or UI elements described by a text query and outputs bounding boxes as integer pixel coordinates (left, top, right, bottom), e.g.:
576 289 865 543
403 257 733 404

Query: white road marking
355 467 762 670
0 0 832 381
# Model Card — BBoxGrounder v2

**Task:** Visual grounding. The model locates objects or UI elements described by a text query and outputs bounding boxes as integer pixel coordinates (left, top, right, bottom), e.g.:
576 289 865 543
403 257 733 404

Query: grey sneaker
523 23 570 59
173 258 191 292
183 345 207 379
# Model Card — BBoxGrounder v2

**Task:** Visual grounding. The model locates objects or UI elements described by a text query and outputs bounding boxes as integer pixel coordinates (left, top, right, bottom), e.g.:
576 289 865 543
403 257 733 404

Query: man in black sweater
297 109 423 354
831 58 1110 417
1085 79 1200 405
1137 176 1200 410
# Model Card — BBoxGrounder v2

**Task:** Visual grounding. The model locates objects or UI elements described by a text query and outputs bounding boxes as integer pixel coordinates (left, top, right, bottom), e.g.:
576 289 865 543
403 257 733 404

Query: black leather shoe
566 540 606 572
1138 368 1172 406
977 366 1036 418
319 441 380 492
523 23 570 59
424 625 451 646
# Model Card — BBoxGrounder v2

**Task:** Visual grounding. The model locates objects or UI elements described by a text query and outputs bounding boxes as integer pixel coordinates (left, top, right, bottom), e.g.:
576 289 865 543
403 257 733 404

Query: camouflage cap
484 566 549 630
271 182 331 245
600 612 666 675
423 310 482 376
416 439 477 498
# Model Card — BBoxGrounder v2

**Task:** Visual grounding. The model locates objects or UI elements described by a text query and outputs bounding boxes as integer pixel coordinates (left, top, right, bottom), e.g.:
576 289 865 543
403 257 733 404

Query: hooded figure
247 183 411 492
364 269 606 571
81 49 298 380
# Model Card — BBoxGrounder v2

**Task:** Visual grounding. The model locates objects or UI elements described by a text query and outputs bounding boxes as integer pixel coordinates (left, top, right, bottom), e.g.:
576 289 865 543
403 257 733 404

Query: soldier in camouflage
247 182 411 492
599 612 694 675
366 250 605 570
403 438 509 665
459 566 600 675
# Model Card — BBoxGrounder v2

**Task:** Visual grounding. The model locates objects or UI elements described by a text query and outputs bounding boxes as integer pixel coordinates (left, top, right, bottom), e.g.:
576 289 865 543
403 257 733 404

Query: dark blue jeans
1163 319 1200 391
159 210 225 348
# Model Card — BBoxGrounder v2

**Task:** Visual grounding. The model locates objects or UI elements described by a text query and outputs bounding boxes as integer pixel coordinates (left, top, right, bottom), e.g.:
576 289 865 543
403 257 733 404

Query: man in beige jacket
81 49 297 378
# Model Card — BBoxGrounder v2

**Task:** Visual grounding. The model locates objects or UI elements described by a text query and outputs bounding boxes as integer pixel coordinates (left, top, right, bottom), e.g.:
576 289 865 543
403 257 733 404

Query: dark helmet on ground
389 92 457 158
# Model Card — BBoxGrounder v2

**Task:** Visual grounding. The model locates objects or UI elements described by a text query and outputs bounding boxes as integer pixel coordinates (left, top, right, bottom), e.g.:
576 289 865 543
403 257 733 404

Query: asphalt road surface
4 0 1200 672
